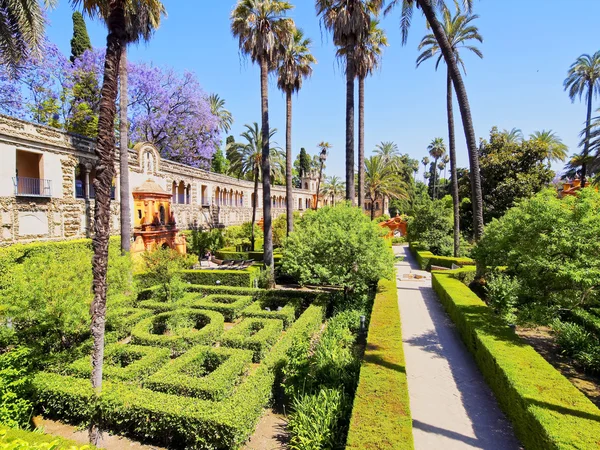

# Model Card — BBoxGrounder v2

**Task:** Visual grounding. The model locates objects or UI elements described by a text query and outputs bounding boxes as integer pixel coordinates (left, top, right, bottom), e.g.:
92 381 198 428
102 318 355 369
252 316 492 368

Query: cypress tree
70 12 92 63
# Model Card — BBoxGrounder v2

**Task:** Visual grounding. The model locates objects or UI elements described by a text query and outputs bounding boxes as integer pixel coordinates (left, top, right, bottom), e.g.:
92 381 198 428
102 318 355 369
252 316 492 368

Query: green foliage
552 320 600 374
188 294 253 321
567 308 600 339
432 271 600 449
485 271 520 324
69 12 91 62
179 267 259 288
211 147 230 174
0 427 91 449
140 248 187 302
479 127 555 222
223 223 255 249
105 307 153 337
221 318 283 362
0 348 33 429
185 228 225 257
409 243 475 271
145 346 253 401
407 196 454 256
287 389 347 450
346 277 413 449
282 204 393 295
272 212 300 247
473 189 600 322
241 298 298 329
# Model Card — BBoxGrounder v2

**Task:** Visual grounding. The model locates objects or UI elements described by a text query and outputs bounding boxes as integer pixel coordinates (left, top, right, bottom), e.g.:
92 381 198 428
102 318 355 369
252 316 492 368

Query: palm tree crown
564 51 600 103
529 130 568 163
338 18 388 79
374 141 400 163
277 27 316 95
209 94 234 133
501 128 524 144
428 137 446 160
322 175 345 204
365 155 408 218
228 123 282 181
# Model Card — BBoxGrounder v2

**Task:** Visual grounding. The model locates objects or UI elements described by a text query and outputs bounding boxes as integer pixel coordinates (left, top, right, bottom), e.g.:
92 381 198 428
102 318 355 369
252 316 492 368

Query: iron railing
13 177 52 197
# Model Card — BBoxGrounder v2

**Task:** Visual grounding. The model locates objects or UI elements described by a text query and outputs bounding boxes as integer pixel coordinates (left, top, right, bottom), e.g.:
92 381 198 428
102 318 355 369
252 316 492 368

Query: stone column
84 166 91 200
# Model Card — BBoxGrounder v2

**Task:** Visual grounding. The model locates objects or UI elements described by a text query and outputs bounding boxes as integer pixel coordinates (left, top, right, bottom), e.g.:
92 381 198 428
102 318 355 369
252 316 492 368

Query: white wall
0 143 16 197
44 153 63 199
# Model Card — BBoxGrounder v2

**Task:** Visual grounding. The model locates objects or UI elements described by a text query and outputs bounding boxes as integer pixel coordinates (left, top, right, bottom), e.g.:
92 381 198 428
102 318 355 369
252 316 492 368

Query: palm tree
277 27 316 235
563 153 595 180
231 0 294 284
501 127 524 144
564 51 600 187
322 175 345 206
421 156 430 182
209 93 234 134
228 123 280 251
529 130 568 163
338 19 387 208
316 0 383 204
315 141 331 208
374 141 400 165
0 0 53 75
385 0 484 240
365 155 408 220
442 154 450 180
74 0 165 444
428 137 446 200
417 7 482 256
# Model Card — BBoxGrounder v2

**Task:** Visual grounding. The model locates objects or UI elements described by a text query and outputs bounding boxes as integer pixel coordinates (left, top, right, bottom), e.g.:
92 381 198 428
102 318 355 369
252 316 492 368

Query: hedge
180 268 259 288
346 276 413 450
106 307 154 337
432 271 600 449
34 304 325 449
145 346 253 401
241 299 297 329
67 344 170 382
221 318 283 362
131 309 224 354
189 294 254 322
407 241 474 271
0 426 92 449
215 247 283 264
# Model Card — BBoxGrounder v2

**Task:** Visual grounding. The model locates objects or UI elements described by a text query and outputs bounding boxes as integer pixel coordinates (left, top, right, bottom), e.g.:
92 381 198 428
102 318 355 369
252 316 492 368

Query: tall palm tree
417 8 481 256
385 0 484 240
501 127 524 144
365 155 408 220
277 27 316 235
338 19 387 208
209 93 234 134
316 0 383 204
74 0 165 444
228 123 280 251
0 0 53 75
428 137 446 200
231 0 294 284
529 130 568 163
564 51 600 187
315 141 331 208
421 156 430 182
322 175 345 206
374 141 400 165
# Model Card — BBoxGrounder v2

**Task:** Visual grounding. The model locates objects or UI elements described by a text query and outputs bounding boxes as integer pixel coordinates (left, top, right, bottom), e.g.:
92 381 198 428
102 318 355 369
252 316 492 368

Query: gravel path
395 245 520 450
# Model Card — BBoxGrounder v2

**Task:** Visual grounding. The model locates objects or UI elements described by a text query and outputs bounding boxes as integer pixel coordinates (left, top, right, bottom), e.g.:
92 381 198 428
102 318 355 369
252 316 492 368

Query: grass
345 276 414 449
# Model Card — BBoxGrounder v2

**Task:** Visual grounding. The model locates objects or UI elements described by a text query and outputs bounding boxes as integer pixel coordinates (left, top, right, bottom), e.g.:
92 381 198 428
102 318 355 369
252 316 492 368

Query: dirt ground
516 326 600 407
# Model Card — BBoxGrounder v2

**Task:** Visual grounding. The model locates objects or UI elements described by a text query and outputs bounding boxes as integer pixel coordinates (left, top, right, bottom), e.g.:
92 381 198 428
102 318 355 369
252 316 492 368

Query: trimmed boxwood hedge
0 426 92 449
145 346 253 401
407 241 474 271
189 294 254 322
67 343 170 382
33 304 325 449
241 299 297 329
180 268 259 288
131 309 224 353
346 276 413 450
432 271 600 450
221 318 283 362
215 247 283 265
106 307 154 337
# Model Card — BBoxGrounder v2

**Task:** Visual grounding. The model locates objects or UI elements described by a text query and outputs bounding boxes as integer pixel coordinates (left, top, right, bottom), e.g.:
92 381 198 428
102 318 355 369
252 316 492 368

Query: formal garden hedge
189 294 254 321
0 426 91 449
432 270 600 450
221 318 283 362
346 276 413 450
408 242 475 271
214 247 283 264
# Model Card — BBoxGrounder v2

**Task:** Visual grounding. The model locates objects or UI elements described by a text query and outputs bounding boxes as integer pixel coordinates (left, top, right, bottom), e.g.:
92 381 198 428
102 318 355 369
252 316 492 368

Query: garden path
395 245 520 450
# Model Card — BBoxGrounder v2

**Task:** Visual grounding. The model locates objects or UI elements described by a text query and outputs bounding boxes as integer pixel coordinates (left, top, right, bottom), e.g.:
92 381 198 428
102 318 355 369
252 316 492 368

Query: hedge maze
33 286 325 449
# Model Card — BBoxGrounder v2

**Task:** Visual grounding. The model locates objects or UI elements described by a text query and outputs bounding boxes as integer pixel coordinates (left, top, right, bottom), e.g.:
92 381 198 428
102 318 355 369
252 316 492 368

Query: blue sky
45 1 600 178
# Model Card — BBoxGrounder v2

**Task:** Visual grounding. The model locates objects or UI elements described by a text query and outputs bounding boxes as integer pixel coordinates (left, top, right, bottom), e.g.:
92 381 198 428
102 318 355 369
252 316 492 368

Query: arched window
304 182 308 189
172 181 177 203
178 181 185 204
159 205 166 225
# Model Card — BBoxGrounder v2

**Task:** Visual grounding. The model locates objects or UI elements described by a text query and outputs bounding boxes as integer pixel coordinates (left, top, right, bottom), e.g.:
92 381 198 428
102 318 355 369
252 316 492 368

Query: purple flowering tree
128 63 220 168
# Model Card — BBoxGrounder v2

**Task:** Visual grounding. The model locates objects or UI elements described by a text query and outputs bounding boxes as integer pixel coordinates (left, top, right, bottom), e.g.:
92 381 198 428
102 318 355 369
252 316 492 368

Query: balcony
76 183 115 200
13 177 52 197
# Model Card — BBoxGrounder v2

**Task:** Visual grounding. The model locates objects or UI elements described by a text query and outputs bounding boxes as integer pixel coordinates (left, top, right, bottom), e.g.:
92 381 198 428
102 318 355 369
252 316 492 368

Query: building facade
0 115 317 245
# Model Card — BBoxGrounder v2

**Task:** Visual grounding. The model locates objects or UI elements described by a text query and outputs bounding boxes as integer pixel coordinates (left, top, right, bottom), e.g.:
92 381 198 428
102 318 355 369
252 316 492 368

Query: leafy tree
209 93 234 133
479 127 554 222
141 248 186 302
407 195 454 256
297 147 312 178
231 0 295 286
211 147 230 174
472 189 600 322
277 27 315 234
364 155 408 219
70 11 92 63
385 0 485 240
564 51 600 187
282 203 393 297
417 8 482 256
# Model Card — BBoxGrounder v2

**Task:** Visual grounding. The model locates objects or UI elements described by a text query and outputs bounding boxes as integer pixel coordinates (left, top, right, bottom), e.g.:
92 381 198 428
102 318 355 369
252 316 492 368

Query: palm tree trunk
251 168 259 251
345 48 356 204
259 57 274 286
119 44 130 255
419 0 484 240
447 68 460 257
582 83 593 187
371 194 376 220
316 160 324 208
358 76 365 209
433 157 438 199
285 90 293 234
89 5 125 445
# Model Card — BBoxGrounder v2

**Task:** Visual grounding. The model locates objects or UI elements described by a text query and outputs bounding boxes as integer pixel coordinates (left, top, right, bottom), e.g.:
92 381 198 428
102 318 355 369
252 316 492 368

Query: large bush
406 196 454 256
140 248 187 302
282 204 393 296
473 188 600 322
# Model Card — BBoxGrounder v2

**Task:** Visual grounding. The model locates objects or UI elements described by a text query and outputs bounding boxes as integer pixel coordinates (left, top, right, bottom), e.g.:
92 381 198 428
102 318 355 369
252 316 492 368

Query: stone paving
395 245 521 449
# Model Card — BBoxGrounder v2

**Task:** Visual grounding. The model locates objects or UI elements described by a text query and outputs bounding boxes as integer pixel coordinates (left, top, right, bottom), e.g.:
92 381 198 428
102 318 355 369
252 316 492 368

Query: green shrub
432 271 600 449
145 346 253 401
485 271 520 324
409 245 474 271
105 308 154 337
407 197 454 256
221 318 283 362
566 308 600 339
131 309 224 354
67 344 170 382
188 294 253 322
179 268 259 288
0 426 91 449
185 228 225 257
241 299 297 329
346 277 413 449
140 248 187 302
552 319 600 374
0 348 33 429
287 389 347 450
